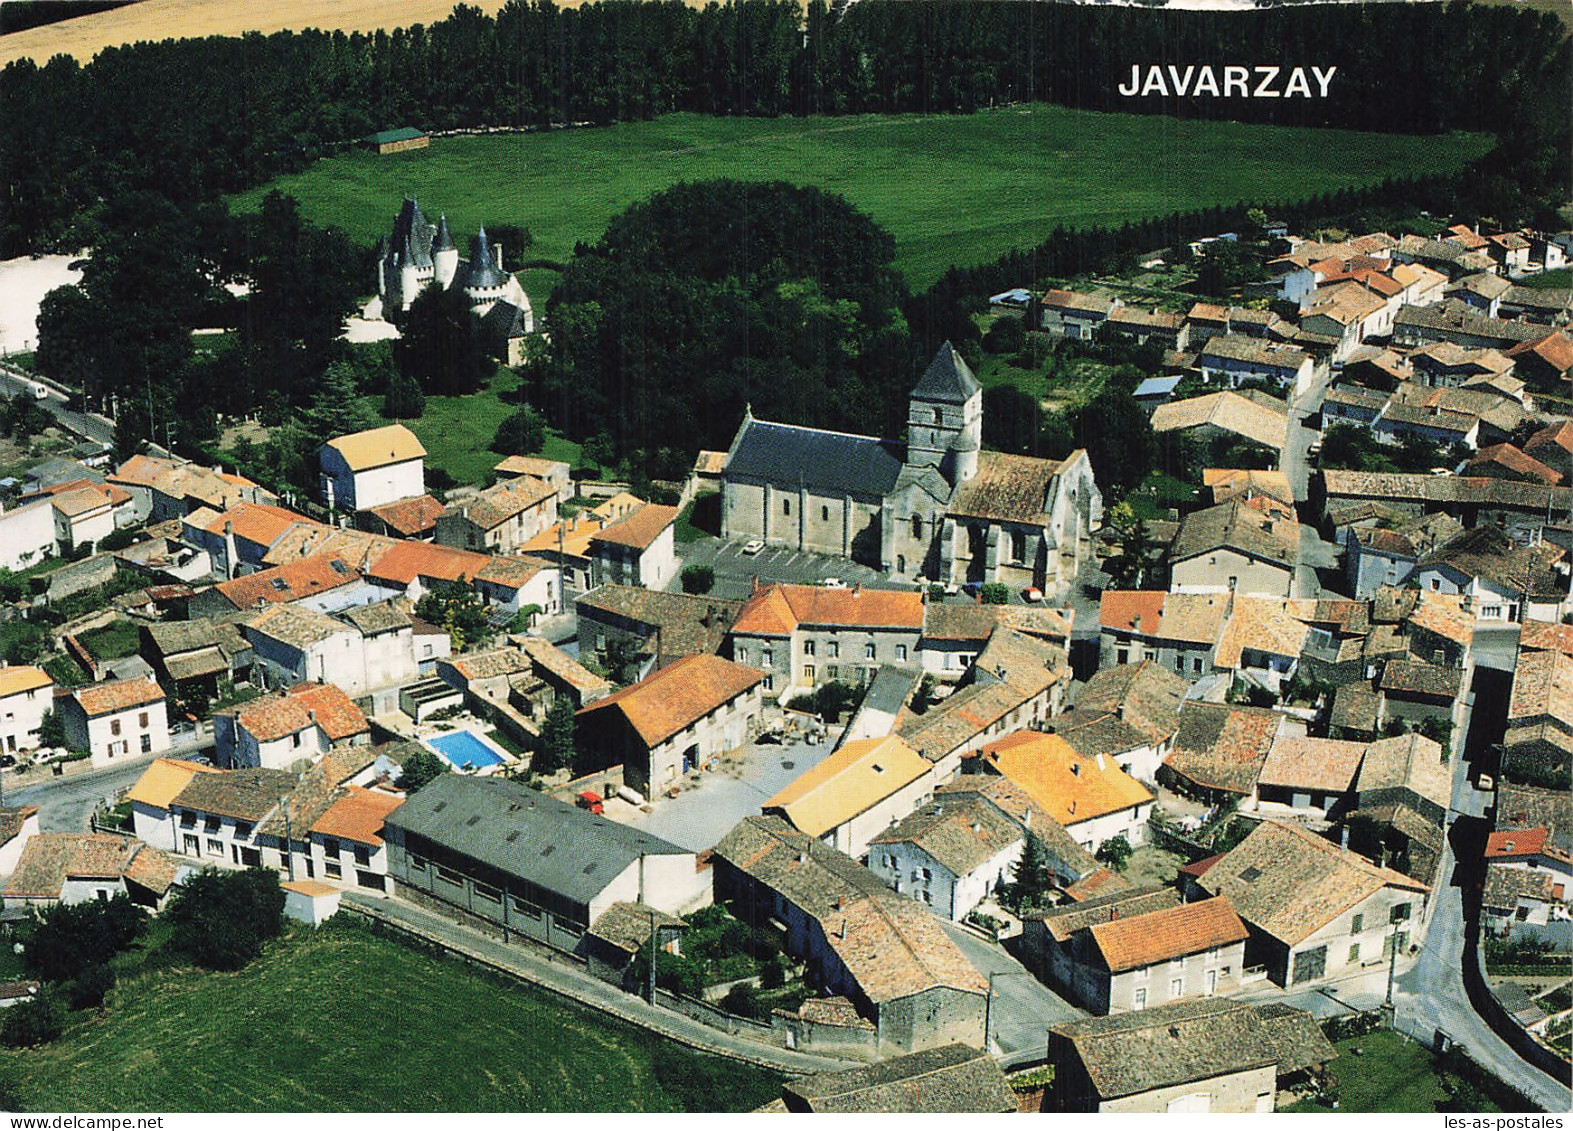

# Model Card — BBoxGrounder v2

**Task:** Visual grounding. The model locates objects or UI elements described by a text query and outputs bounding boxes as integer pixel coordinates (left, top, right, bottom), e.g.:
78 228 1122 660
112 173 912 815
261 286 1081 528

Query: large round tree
536 180 917 478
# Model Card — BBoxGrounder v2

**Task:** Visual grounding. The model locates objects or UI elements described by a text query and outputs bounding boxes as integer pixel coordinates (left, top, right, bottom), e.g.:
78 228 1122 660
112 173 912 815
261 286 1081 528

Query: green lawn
236 108 1492 293
1521 268 1572 289
356 367 582 487
2 919 781 1113
1285 1030 1501 1114
77 620 141 663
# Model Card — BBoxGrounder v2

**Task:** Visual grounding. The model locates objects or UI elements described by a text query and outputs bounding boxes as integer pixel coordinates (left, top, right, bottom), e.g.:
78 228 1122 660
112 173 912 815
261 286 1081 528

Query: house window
204 816 221 833
1351 912 1364 934
354 846 370 866
803 641 815 657
325 862 343 879
736 648 747 665
920 867 932 881
182 834 199 854
235 822 253 839
865 643 876 660
1192 657 1203 673
324 840 340 859
435 865 464 886
763 675 773 691
1348 943 1360 965
896 645 908 662
762 649 773 666
827 642 839 659
1170 978 1183 997
803 665 816 681
1391 903 1411 922
207 838 223 855
826 665 839 680
138 712 149 728
1174 656 1184 672
110 719 121 737
1133 988 1147 1011
821 505 829 522
782 499 791 516
140 734 152 753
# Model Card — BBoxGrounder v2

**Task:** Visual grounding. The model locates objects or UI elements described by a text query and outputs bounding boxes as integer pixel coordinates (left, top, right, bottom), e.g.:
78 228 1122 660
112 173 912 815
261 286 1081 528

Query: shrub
1095 834 1133 872
67 963 116 1010
96 528 138 553
680 564 714 595
21 895 145 984
980 582 1010 605
1 988 66 1048
760 956 786 990
165 868 285 972
721 981 763 1019
492 406 546 456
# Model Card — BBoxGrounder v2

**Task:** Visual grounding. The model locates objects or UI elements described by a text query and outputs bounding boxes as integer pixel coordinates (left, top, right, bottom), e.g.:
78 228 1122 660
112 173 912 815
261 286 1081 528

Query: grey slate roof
724 418 906 498
1051 998 1335 1100
434 213 456 253
385 775 690 906
466 227 507 289
910 341 981 405
868 793 1023 878
781 1043 1015 1113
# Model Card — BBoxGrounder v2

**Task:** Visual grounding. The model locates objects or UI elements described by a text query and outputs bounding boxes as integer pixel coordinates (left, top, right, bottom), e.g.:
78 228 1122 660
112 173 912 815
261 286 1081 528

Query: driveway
939 924 1083 1067
621 734 839 852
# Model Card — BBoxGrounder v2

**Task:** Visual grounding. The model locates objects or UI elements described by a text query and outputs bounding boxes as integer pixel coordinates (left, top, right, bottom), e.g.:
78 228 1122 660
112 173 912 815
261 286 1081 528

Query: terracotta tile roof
1099 591 1164 637
868 793 1023 878
242 602 350 649
587 901 686 955
1051 998 1336 1101
1213 597 1311 669
1187 302 1229 323
1380 658 1462 700
1198 334 1310 372
781 1044 1014 1114
447 478 556 533
1508 649 1573 727
126 758 223 809
1169 501 1301 570
1204 468 1294 507
589 503 678 551
1030 885 1178 942
1061 868 1135 902
1485 827 1555 859
921 602 1074 645
224 682 368 744
1482 863 1559 911
4 833 178 900
576 654 763 748
200 502 309 548
74 677 165 717
979 730 1153 827
945 449 1078 525
1164 702 1281 796
1151 391 1290 451
1257 736 1369 794
446 647 532 683
0 665 51 699
365 540 491 586
733 583 925 637
1519 619 1573 658
1199 821 1429 946
111 453 180 488
1525 420 1573 460
515 636 614 697
309 786 402 846
576 586 742 661
36 478 130 518
1087 896 1248 973
1496 782 1570 841
323 424 425 472
1418 525 1565 600
259 525 386 571
213 553 361 610
1505 330 1573 375
794 996 875 1030
1407 591 1475 649
824 895 988 1002
714 815 893 919
0 805 38 846
122 843 181 895
366 494 445 537
1041 289 1116 315
764 735 932 838
1064 660 1187 746
172 766 296 821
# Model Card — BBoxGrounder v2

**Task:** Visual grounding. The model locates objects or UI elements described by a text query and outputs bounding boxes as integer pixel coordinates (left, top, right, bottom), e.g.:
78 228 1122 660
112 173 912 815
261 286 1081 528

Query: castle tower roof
911 341 981 405
434 214 456 253
466 226 507 289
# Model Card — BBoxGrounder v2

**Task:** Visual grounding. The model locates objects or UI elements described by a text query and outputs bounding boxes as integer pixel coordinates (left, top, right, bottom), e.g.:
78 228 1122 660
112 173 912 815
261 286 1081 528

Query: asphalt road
7 732 214 832
679 537 891 602
939 923 1083 1067
0 364 114 447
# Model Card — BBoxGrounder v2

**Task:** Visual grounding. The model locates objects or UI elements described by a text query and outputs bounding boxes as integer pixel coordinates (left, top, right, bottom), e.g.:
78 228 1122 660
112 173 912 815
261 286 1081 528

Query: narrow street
939 924 1083 1068
0 364 114 447
7 731 215 832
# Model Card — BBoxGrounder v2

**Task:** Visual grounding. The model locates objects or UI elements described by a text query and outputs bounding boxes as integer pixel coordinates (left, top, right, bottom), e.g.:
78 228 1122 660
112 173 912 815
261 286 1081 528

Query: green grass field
1284 1031 1502 1114
2 920 781 1113
237 108 1493 292
354 367 582 486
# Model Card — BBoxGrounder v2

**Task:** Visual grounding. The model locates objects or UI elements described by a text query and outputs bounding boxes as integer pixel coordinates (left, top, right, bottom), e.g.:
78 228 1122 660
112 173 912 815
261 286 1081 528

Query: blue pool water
427 730 506 770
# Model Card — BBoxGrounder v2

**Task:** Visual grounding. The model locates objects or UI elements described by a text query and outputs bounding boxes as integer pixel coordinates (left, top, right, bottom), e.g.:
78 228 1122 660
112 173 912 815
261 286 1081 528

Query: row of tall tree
1 0 1566 258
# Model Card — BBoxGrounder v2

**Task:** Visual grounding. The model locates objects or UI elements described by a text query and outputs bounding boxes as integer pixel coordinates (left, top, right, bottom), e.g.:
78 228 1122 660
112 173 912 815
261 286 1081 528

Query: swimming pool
426 730 508 771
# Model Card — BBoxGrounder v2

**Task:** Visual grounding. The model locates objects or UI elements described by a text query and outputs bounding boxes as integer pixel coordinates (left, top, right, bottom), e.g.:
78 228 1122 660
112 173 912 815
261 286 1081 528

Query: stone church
720 343 1102 596
375 197 534 363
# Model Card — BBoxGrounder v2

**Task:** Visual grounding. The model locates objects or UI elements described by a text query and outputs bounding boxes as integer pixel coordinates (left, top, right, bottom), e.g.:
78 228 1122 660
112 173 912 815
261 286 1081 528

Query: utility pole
279 795 296 882
648 906 658 1006
984 971 996 1054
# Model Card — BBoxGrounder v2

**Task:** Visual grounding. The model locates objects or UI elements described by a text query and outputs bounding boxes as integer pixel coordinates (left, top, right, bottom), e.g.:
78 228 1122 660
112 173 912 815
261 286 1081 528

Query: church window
782 499 791 516
911 515 923 540
896 554 906 574
931 408 942 425
821 505 829 522
1011 531 1026 562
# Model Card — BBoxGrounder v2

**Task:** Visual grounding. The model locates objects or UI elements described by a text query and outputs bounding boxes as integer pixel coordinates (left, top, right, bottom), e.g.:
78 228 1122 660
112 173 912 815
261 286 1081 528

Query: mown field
1 919 781 1113
236 108 1494 293
1284 1030 1504 1114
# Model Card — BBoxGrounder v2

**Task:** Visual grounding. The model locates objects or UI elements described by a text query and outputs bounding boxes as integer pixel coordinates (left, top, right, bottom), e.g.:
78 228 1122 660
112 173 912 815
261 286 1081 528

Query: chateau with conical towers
376 197 535 361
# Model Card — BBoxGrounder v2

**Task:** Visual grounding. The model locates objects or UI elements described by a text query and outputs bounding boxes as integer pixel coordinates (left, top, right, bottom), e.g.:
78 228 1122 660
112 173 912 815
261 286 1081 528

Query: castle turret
433 214 459 288
906 341 982 484
398 232 420 311
463 226 509 312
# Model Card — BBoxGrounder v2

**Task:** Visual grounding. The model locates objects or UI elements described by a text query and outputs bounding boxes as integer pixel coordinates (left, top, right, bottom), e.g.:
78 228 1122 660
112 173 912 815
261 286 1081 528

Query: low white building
127 758 225 851
282 879 342 925
0 666 53 756
868 792 1023 920
0 497 56 572
59 677 169 769
2 833 184 909
319 424 426 513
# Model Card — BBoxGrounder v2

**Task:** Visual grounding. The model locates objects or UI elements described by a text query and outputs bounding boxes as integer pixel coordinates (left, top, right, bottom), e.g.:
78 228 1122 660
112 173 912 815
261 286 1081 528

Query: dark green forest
8 0 1568 480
